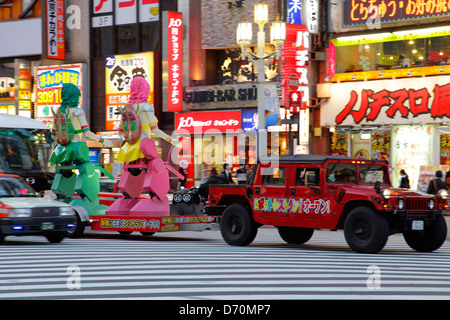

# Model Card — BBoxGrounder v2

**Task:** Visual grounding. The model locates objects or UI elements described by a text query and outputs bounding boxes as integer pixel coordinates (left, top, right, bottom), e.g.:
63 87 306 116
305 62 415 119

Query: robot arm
73 109 113 148
142 104 181 148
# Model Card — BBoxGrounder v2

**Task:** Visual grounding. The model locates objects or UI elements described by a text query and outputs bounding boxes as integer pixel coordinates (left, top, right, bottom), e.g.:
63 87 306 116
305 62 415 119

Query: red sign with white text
167 12 183 112
46 0 65 60
175 111 241 134
281 24 309 107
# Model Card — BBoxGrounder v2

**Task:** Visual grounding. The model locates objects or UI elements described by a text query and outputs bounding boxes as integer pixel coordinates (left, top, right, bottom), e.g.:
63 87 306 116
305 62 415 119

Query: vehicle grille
406 198 429 211
31 207 60 217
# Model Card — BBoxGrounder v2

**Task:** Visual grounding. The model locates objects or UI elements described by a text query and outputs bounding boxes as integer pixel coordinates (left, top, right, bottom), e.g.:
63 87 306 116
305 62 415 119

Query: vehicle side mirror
375 181 381 194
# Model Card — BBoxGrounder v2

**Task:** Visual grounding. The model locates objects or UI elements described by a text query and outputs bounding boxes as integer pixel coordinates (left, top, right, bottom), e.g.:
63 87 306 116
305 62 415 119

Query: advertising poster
391 124 434 190
34 64 84 124
417 165 450 193
105 52 154 131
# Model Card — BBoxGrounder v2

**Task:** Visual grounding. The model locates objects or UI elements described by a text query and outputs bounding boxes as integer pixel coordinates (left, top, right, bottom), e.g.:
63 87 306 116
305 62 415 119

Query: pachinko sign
320 75 450 126
105 52 154 131
34 64 84 121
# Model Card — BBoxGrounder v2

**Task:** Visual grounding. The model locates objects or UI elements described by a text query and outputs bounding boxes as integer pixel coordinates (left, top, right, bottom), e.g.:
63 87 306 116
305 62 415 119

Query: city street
0 219 448 300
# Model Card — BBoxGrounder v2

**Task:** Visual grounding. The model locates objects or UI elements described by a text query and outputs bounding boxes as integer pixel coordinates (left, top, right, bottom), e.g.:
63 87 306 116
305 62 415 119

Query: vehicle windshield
0 128 53 174
359 164 390 185
326 163 357 184
0 176 38 197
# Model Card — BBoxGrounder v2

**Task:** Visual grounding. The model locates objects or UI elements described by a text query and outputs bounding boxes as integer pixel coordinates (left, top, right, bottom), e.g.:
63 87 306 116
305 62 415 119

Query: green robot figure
50 83 113 225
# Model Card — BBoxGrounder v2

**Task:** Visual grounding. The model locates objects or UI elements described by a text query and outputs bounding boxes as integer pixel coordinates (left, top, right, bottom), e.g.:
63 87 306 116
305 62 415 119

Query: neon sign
343 0 450 26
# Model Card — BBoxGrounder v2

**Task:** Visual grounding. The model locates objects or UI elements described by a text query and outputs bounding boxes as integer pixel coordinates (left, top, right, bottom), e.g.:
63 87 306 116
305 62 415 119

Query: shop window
335 35 450 73
141 22 160 52
117 25 138 54
93 27 114 58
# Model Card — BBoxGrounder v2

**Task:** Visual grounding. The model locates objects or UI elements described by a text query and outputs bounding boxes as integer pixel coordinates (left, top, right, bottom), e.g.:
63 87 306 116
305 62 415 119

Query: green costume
50 83 106 215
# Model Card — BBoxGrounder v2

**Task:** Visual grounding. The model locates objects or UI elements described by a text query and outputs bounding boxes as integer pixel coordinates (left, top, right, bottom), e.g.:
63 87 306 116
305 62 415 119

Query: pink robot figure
106 77 182 216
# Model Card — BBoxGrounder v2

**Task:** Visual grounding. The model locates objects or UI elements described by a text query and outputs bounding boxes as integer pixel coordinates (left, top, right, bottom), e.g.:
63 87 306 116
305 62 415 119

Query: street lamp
236 3 286 161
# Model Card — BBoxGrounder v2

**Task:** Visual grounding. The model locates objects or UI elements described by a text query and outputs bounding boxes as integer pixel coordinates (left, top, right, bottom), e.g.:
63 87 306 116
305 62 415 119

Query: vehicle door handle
255 187 260 194
290 188 296 196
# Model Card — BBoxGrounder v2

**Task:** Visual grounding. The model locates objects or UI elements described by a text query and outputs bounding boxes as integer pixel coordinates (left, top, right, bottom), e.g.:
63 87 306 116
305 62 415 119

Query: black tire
403 214 448 252
344 207 389 253
220 204 257 246
277 226 314 244
140 232 155 236
46 232 66 243
66 214 85 238
118 231 133 235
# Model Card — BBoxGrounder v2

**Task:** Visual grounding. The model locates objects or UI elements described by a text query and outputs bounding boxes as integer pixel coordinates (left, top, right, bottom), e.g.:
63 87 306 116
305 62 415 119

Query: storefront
321 72 450 190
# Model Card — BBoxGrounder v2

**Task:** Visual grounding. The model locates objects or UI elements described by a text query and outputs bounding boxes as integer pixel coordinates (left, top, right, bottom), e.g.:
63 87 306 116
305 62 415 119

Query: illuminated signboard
343 0 450 26
34 64 85 122
105 52 155 131
46 0 65 60
281 24 309 107
167 11 183 112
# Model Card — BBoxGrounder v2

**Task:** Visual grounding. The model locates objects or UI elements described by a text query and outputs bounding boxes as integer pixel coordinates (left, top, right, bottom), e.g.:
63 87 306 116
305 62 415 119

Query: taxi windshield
0 176 38 197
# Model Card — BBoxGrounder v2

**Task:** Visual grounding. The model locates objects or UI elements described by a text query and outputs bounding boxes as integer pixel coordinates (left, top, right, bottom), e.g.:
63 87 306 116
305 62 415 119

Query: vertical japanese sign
105 52 154 131
46 0 65 60
281 24 309 107
163 11 183 112
287 0 303 25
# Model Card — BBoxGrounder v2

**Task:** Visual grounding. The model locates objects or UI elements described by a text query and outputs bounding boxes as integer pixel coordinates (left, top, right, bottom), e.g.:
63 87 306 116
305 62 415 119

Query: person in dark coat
399 169 410 189
427 170 447 195
198 167 219 198
220 163 234 184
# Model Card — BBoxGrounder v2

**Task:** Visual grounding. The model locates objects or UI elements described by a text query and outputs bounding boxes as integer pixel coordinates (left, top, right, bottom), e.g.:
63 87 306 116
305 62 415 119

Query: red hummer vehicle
206 155 448 253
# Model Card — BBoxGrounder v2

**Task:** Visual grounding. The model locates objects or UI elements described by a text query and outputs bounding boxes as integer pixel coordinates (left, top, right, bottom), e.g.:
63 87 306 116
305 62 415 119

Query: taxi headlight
398 199 404 210
10 208 32 217
59 206 75 216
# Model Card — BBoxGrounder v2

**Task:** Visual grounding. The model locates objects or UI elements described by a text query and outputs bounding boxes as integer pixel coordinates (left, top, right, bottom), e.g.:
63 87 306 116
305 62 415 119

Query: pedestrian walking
427 170 447 195
235 164 247 185
399 169 410 189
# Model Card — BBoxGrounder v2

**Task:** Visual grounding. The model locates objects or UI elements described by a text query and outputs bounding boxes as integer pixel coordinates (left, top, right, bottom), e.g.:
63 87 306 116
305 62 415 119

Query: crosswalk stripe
0 230 448 300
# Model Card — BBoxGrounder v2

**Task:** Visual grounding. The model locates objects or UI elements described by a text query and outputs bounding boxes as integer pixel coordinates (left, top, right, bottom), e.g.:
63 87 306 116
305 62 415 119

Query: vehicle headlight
59 206 75 216
382 189 392 199
438 189 448 200
10 208 32 217
429 199 435 210
398 199 404 210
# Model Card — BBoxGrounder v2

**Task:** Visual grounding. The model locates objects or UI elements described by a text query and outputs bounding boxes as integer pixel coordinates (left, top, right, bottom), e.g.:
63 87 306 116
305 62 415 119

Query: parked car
0 173 76 244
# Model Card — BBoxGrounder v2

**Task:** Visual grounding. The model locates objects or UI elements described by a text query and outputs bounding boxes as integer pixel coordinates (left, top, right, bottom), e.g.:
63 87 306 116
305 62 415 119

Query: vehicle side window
295 168 320 186
261 167 286 185
327 163 357 183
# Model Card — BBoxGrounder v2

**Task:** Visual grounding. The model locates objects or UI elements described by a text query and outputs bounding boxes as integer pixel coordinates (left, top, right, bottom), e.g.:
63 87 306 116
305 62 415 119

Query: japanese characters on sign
34 64 84 122
281 24 309 107
175 110 241 134
320 76 450 126
343 0 450 26
105 52 155 131
166 12 183 112
92 0 159 27
46 0 65 60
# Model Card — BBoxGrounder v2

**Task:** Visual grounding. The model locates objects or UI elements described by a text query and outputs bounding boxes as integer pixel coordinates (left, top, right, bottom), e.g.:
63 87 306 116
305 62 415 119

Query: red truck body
206 155 448 253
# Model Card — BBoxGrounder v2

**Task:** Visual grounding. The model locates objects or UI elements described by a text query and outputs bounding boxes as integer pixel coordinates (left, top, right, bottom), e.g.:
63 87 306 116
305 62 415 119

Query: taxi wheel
66 214 85 238
46 232 66 243
344 207 389 253
220 204 257 246
403 214 447 252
